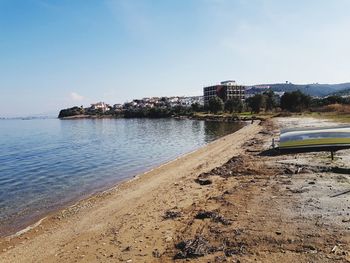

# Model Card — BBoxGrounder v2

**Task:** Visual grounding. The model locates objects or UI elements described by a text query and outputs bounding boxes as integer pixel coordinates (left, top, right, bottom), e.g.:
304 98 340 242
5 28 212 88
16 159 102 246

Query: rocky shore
0 117 349 262
60 113 261 123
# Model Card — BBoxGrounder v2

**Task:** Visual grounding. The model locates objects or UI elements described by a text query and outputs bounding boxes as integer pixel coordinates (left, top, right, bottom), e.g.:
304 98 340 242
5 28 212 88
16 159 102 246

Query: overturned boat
279 126 350 155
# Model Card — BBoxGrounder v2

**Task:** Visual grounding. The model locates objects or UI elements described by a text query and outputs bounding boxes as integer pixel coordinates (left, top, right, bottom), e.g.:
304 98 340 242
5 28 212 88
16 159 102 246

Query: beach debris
122 246 132 252
174 235 216 259
224 248 240 257
196 155 251 180
331 167 350 175
152 249 161 258
259 130 274 136
163 210 182 220
195 210 231 225
223 189 234 195
287 187 309 194
331 245 346 255
194 178 212 185
284 167 295 175
214 255 227 262
279 163 350 177
223 241 246 256
330 244 349 256
330 189 350 198
303 244 317 251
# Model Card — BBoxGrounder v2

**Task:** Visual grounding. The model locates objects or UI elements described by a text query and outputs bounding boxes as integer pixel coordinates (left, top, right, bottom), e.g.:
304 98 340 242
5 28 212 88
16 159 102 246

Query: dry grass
323 103 350 113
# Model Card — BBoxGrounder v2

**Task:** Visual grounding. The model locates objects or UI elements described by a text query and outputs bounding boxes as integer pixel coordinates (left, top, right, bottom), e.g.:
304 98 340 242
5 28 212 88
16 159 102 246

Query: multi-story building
203 80 245 105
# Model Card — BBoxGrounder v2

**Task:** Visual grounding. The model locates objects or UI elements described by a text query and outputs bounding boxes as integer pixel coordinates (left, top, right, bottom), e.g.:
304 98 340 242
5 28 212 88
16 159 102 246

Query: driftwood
330 189 350 198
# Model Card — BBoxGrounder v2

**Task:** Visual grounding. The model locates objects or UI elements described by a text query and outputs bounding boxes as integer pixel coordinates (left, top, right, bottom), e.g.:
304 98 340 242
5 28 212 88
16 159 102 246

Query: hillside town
59 80 288 118
59 79 350 119
90 96 205 114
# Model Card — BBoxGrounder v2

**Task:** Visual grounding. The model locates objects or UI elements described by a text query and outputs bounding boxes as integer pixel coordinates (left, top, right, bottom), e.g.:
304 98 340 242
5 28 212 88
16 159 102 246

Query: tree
191 102 202 112
246 94 265 113
264 90 276 111
280 90 311 112
208 97 224 114
225 98 243 113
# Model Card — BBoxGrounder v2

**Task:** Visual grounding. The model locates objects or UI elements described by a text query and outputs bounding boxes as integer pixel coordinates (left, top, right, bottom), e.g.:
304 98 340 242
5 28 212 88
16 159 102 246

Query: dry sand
0 117 349 263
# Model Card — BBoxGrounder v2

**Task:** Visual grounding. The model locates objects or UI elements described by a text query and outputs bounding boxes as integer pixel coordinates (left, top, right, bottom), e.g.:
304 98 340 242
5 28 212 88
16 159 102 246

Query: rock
194 178 212 185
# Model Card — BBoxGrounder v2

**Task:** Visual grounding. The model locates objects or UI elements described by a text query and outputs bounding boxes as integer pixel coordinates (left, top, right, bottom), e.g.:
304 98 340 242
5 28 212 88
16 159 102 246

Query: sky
1 0 350 117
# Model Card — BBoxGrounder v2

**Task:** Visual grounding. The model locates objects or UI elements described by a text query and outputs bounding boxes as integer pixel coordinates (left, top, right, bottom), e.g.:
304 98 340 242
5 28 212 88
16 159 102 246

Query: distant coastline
59 113 262 123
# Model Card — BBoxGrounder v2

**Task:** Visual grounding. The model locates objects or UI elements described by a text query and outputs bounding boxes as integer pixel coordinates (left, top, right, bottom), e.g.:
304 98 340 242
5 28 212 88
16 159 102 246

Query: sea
0 118 243 236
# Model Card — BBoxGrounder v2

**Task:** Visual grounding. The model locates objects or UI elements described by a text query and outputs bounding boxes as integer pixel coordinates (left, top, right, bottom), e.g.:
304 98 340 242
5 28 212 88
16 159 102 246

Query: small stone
165 236 173 242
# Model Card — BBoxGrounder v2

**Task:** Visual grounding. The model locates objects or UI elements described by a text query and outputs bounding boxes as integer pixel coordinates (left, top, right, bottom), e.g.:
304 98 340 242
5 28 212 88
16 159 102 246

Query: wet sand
1 117 349 262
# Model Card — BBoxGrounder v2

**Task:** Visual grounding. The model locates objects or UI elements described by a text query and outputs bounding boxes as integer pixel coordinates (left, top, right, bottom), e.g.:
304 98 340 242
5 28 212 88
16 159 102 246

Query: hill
259 83 350 97
328 87 350 97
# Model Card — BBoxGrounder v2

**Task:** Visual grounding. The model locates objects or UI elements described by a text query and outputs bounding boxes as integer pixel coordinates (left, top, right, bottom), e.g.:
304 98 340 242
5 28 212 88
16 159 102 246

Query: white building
90 102 111 112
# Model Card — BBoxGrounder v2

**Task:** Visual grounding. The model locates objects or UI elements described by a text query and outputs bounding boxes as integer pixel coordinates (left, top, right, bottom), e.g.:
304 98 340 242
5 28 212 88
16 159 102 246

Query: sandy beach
1 117 350 262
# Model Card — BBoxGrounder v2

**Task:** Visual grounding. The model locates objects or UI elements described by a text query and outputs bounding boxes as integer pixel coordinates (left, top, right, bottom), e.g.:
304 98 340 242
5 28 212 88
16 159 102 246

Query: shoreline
0 121 254 239
0 126 238 241
1 117 349 262
59 114 261 122
0 121 261 262
0 118 245 237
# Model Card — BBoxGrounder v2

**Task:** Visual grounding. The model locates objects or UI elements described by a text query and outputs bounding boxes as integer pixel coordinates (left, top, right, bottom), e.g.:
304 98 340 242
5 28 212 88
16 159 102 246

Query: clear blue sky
1 0 350 117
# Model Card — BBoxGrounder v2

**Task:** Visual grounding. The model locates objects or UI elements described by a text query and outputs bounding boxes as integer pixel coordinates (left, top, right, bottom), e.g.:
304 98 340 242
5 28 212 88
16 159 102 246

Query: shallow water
0 118 243 235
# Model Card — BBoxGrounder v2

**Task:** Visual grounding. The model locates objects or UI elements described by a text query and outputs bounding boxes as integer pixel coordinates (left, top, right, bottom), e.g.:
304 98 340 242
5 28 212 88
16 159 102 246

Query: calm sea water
0 118 243 235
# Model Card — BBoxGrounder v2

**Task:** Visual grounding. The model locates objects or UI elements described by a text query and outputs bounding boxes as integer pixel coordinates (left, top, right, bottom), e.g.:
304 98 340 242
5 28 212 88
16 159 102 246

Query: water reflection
204 121 244 142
